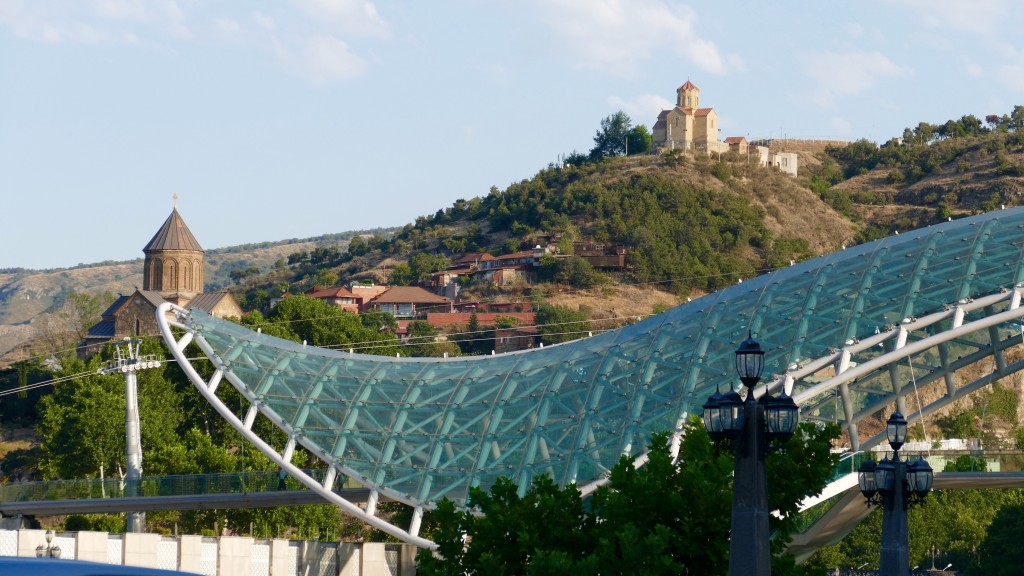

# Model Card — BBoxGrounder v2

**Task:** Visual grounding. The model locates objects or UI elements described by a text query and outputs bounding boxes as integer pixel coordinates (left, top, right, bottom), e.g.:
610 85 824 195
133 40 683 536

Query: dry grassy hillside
0 241 320 365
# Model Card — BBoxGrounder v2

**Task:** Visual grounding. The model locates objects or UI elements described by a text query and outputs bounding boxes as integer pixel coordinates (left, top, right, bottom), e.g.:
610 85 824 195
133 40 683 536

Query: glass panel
177 208 1024 509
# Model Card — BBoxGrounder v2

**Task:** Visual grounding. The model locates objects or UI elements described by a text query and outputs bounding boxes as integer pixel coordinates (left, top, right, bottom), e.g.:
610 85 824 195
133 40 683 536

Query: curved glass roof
182 207 1024 509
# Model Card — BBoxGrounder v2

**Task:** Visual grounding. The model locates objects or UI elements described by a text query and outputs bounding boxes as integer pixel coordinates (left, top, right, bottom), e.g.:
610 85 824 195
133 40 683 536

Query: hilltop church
82 205 242 356
652 80 727 153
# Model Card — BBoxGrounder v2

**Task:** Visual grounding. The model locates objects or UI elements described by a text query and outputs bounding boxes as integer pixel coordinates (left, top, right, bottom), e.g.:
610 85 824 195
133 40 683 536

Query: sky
3 1 1024 270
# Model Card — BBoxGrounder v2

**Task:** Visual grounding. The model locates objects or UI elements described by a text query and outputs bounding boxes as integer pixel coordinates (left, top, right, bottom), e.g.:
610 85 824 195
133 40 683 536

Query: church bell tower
142 199 204 304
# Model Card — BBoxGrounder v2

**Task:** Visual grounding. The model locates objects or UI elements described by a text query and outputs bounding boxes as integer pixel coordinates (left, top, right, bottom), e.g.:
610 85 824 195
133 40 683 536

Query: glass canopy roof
179 207 1024 509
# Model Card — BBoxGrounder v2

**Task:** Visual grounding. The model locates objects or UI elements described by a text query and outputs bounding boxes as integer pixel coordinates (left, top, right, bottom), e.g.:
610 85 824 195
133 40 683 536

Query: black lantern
885 411 908 451
874 456 896 494
718 387 746 438
734 335 765 388
858 459 878 500
702 389 726 442
906 458 934 498
765 391 800 442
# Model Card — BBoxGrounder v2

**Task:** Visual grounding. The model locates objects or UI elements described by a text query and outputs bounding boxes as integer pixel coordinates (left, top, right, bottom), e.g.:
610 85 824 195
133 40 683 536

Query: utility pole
98 338 161 533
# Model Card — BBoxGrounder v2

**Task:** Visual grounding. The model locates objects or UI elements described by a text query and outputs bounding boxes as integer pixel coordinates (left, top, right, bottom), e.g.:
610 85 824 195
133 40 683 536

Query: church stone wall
113 297 160 339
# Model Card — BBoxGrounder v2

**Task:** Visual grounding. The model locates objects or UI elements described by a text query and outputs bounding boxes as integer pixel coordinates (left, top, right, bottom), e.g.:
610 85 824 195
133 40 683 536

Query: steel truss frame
157 208 1024 549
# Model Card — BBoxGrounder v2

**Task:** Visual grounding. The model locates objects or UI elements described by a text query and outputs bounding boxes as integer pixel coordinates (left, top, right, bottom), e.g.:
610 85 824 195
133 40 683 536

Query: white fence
0 528 415 576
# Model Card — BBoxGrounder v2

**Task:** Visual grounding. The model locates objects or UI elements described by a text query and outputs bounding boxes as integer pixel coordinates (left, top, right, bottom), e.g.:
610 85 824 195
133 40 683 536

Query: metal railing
0 469 358 503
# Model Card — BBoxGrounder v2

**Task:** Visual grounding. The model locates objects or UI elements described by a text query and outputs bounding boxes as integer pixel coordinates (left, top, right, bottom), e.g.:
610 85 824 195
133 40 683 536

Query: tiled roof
143 208 204 253
693 107 714 117
371 286 452 304
724 136 747 144
100 295 131 320
452 252 491 266
187 292 236 313
678 80 699 91
136 290 169 308
308 286 357 299
85 320 116 339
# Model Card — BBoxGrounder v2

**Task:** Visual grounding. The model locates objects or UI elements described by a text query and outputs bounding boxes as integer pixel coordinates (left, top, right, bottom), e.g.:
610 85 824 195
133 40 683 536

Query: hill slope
8 126 1024 365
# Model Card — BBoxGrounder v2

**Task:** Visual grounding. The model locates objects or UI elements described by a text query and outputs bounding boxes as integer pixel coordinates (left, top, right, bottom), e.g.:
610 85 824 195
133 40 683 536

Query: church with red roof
652 80 727 155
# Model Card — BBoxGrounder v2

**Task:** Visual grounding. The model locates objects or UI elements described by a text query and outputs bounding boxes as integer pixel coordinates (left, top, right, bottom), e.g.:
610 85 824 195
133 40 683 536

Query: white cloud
608 93 673 123
805 51 911 107
962 56 984 78
892 0 1008 34
535 0 732 76
290 0 389 38
251 11 275 30
162 0 190 39
93 0 147 21
215 17 240 38
993 44 1024 93
829 117 853 135
476 62 515 85
286 35 368 83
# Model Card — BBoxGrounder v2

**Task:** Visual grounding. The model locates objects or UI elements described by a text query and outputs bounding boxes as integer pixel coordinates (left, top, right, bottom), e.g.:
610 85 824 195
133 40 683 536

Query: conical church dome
143 208 204 253
142 207 204 298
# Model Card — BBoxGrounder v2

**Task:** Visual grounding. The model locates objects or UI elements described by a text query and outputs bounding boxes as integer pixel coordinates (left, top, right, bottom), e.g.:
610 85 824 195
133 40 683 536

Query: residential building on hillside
573 242 628 269
82 205 242 356
306 285 360 313
724 136 749 154
365 286 454 319
751 146 799 176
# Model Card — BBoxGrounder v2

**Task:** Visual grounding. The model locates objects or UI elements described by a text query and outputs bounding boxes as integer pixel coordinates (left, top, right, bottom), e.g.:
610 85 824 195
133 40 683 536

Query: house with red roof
306 285 360 313
366 286 454 319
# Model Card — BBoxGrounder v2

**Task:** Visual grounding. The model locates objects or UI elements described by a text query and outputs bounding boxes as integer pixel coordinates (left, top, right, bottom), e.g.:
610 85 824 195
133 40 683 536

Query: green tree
310 267 339 288
591 111 632 160
418 421 840 575
626 125 653 155
264 295 399 354
409 253 452 284
535 304 592 345
405 321 460 358
361 309 398 334
347 235 368 256
978 504 1024 575
38 338 184 481
390 263 414 286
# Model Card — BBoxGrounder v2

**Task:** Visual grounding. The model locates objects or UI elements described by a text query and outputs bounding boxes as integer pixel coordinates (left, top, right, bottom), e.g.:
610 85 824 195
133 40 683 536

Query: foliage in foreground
416 421 840 576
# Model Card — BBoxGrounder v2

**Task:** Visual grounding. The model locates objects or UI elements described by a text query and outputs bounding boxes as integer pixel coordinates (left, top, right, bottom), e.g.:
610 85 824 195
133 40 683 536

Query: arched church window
153 259 162 290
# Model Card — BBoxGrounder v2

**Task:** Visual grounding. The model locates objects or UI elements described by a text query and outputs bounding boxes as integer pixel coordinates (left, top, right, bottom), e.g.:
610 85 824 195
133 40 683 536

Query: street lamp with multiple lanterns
702 335 800 576
35 529 61 558
857 411 934 576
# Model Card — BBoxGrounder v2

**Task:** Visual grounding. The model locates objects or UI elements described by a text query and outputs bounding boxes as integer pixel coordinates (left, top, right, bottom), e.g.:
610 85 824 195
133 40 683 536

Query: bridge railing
0 469 354 503
792 449 1024 535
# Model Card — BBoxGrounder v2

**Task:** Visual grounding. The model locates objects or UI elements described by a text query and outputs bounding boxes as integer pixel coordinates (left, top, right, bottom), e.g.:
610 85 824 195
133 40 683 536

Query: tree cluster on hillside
417 421 840 575
585 111 653 162
819 107 1024 213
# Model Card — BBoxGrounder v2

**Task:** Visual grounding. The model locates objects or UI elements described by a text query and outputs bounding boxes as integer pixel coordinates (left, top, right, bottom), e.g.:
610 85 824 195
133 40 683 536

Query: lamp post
857 411 934 576
35 529 61 558
702 335 800 576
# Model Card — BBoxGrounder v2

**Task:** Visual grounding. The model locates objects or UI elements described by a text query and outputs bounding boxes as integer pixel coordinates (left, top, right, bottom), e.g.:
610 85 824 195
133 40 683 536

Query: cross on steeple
173 193 179 208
